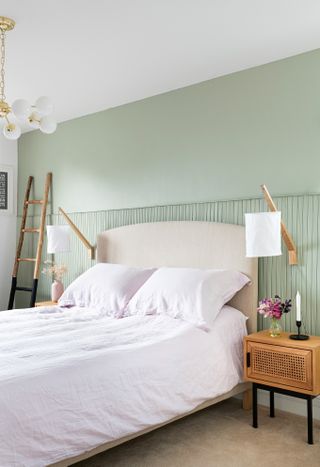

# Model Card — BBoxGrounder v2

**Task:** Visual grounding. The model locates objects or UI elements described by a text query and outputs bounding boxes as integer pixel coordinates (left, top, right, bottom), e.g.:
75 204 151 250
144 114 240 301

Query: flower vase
51 280 64 302
269 317 282 337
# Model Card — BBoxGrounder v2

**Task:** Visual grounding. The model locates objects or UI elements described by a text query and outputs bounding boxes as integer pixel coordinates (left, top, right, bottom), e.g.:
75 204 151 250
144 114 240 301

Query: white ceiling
2 0 320 124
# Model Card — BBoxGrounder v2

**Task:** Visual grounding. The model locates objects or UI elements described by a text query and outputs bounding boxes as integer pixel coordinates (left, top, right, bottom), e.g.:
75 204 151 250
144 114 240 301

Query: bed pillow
58 263 155 316
125 267 250 328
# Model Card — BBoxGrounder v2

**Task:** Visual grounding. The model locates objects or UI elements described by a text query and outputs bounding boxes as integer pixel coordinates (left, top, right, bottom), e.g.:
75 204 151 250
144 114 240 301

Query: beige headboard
97 221 258 332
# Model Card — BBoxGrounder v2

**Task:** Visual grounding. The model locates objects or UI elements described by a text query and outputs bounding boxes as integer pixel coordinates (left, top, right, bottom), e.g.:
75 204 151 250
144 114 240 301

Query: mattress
0 304 247 467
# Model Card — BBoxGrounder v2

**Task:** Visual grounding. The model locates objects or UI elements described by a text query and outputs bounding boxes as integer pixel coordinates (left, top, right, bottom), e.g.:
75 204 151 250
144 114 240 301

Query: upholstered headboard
97 221 258 332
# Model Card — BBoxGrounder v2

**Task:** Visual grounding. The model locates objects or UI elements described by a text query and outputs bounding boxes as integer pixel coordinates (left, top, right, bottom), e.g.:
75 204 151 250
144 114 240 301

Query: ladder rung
16 286 33 292
18 258 36 262
22 228 40 233
25 200 44 205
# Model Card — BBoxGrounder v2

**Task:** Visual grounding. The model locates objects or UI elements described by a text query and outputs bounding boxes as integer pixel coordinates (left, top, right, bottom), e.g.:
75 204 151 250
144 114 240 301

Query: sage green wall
16 50 320 336
18 49 320 213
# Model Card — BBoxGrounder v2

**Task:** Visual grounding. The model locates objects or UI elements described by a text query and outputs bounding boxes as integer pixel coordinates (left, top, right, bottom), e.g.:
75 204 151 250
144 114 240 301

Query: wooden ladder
8 173 52 309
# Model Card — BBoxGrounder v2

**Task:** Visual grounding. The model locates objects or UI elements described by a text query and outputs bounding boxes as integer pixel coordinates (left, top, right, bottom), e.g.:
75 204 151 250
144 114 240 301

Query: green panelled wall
17 49 320 334
17 194 320 336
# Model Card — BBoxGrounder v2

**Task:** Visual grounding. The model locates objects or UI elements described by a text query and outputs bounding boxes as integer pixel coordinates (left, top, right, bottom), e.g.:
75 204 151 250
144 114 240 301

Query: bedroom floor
76 398 320 467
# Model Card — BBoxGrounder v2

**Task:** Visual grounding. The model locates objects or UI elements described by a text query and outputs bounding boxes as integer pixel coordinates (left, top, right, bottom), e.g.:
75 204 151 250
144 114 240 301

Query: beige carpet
75 398 320 467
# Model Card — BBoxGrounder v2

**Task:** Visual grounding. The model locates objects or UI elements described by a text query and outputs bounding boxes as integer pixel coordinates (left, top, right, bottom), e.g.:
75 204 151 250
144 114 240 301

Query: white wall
0 138 17 311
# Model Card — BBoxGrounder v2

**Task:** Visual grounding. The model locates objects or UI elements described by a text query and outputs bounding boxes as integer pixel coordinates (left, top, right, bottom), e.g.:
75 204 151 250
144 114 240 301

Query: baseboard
257 390 320 420
235 390 320 420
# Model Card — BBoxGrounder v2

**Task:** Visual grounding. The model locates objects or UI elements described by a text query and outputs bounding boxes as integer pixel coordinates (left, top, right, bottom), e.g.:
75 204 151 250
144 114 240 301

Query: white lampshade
11 99 31 119
35 96 54 116
47 225 71 254
245 212 282 258
40 116 57 134
3 122 21 140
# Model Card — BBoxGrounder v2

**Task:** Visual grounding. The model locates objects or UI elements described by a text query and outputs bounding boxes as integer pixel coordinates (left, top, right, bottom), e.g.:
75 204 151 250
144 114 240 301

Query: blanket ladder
8 173 52 309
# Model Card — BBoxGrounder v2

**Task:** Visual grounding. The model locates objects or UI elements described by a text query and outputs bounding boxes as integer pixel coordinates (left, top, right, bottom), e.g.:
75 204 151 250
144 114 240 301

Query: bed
0 221 257 467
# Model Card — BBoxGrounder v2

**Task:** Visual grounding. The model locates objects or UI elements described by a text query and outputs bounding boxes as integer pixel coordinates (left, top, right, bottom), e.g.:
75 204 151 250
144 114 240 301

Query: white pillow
58 263 155 316
125 267 250 328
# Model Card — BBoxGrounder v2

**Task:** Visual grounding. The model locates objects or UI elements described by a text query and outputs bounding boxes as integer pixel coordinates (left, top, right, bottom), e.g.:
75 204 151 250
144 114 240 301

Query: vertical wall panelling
16 194 320 336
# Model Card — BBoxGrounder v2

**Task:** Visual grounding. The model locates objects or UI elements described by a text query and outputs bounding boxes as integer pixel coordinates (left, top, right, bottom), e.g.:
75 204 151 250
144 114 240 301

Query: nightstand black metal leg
250 383 317 445
252 383 258 428
307 396 314 445
270 390 275 418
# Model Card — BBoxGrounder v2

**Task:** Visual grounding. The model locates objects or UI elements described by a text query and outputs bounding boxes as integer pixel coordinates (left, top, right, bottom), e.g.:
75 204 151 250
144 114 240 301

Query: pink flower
272 302 282 319
257 296 291 320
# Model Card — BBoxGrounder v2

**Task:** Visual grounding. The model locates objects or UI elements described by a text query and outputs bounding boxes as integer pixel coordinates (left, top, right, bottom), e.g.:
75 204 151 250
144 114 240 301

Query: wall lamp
245 184 297 266
57 207 95 260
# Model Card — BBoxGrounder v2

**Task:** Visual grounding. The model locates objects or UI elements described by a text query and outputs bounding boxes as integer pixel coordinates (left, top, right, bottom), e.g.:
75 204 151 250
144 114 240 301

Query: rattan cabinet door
247 342 313 390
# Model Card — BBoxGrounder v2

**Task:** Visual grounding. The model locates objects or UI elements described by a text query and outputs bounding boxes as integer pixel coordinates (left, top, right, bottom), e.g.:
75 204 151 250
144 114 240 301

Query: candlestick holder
289 321 309 340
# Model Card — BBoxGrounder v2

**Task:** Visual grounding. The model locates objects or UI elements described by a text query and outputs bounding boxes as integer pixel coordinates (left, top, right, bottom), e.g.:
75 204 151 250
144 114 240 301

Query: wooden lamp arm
58 207 95 260
261 184 297 265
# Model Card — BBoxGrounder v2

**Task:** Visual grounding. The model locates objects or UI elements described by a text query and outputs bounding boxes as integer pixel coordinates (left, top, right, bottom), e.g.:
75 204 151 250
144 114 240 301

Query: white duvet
0 305 247 467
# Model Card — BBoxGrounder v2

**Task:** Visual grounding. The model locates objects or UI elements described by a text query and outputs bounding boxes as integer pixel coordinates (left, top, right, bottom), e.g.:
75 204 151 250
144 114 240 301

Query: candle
296 291 301 322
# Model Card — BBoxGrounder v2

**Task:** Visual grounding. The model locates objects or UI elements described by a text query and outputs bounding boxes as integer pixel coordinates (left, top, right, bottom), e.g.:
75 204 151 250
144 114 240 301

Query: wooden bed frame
52 221 258 467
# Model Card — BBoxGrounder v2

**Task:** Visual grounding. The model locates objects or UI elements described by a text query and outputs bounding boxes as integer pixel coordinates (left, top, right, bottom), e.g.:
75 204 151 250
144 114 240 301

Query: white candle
296 291 301 322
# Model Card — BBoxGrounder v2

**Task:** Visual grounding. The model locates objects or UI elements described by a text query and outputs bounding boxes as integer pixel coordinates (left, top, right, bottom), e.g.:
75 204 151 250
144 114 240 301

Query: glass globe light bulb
3 122 21 140
11 99 31 119
35 96 54 116
39 116 57 134
28 112 40 129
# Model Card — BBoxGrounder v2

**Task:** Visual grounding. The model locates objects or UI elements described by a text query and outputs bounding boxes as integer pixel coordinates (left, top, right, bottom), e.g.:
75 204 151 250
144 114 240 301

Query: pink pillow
125 267 250 328
59 263 155 316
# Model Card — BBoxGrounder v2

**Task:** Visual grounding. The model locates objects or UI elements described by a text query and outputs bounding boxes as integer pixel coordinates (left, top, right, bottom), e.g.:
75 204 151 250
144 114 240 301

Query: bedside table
244 330 320 444
35 300 58 307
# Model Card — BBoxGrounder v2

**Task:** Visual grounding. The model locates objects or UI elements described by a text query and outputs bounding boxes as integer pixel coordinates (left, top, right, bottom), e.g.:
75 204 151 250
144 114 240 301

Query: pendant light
0 16 57 140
